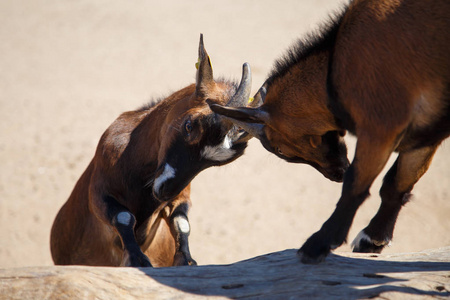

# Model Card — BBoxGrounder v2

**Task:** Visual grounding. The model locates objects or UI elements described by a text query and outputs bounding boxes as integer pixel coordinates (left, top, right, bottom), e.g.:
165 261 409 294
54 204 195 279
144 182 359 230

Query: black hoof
173 252 197 266
188 258 197 266
122 251 153 268
138 259 153 268
297 249 328 264
132 255 153 268
352 238 385 253
351 231 388 254
297 233 332 264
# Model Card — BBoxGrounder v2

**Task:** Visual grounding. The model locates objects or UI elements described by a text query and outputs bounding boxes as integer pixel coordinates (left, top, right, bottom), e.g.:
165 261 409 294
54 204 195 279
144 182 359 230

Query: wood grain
1 247 449 299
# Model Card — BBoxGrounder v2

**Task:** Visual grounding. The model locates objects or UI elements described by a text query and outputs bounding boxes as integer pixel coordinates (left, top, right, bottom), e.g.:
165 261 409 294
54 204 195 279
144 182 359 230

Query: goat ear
195 34 214 96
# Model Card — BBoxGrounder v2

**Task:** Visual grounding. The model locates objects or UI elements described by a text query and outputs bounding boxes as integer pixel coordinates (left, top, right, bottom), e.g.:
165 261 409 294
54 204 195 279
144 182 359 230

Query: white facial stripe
153 163 176 194
223 134 232 149
201 134 236 162
174 216 190 234
117 212 132 226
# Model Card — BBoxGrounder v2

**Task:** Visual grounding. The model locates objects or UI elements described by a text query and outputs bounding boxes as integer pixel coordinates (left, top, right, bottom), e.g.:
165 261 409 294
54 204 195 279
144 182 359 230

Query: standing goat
50 35 252 267
210 0 449 263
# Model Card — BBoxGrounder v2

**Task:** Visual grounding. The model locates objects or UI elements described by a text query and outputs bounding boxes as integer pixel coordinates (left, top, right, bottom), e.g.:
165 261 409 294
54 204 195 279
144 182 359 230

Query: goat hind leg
352 145 438 253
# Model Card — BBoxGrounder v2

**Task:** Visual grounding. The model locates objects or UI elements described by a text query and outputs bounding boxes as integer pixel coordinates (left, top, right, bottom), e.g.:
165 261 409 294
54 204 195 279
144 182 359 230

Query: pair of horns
208 80 269 139
198 34 252 108
199 34 267 139
208 102 268 139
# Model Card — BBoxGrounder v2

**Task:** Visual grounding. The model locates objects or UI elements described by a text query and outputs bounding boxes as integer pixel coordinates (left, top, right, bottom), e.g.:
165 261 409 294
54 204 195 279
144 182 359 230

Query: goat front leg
298 134 396 264
170 202 197 266
101 195 152 267
352 144 439 253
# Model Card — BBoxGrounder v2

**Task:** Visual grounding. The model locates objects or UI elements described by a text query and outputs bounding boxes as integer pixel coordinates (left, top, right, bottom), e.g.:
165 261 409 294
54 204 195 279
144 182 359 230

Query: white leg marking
174 216 190 234
117 211 132 226
201 134 236 161
351 230 372 249
351 230 392 248
153 163 176 194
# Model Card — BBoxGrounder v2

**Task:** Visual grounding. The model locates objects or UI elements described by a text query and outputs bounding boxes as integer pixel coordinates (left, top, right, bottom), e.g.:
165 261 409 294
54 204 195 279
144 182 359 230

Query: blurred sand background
0 0 449 268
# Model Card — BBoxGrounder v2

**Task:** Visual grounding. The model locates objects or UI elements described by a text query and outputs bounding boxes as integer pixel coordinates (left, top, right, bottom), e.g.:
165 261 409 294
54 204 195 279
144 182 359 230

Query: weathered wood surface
1 247 449 299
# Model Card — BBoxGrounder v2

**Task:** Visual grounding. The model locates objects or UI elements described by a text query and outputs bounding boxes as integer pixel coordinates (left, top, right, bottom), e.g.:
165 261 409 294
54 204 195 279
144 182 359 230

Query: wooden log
1 247 449 299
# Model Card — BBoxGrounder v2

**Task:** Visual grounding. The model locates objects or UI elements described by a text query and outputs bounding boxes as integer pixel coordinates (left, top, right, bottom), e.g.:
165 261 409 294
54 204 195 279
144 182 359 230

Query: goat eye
276 147 283 155
185 120 192 134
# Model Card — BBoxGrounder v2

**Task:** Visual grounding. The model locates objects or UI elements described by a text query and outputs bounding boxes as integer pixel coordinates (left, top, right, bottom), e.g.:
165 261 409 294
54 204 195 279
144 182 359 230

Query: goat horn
229 119 265 140
196 34 214 96
209 104 268 140
227 62 252 107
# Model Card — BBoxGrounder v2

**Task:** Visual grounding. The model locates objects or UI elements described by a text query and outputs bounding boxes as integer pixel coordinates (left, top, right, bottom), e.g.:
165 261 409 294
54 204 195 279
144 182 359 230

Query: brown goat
50 35 252 267
210 0 450 263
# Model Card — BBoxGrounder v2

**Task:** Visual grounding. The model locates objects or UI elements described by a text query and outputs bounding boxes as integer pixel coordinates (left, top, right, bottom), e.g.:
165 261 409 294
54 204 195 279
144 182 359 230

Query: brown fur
51 36 251 267
210 0 449 263
50 86 195 267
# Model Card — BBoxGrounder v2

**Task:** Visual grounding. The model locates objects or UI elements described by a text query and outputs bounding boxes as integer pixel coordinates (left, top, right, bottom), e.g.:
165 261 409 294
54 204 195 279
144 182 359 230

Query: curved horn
196 34 214 96
227 62 252 107
209 105 268 123
209 104 268 140
230 119 265 140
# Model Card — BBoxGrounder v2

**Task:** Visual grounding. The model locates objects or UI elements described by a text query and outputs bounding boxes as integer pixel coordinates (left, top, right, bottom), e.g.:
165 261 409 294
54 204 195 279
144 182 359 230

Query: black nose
332 160 350 182
332 169 346 182
322 161 349 182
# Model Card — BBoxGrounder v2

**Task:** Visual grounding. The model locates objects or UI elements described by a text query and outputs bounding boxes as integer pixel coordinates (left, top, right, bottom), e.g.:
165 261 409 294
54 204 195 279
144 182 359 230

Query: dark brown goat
210 0 449 263
50 35 252 267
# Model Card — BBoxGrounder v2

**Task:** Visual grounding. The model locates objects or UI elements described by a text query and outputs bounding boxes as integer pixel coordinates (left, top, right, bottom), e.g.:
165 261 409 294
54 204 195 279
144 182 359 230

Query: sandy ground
0 0 449 269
